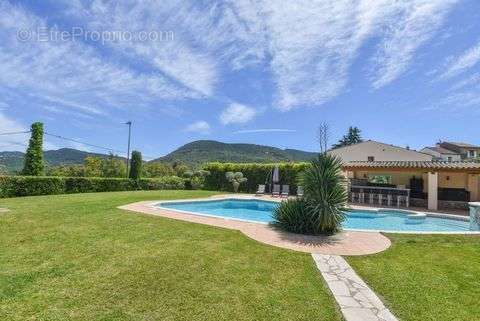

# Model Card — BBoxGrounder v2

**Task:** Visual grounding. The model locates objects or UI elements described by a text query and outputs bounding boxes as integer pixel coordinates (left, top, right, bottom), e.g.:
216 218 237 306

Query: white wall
420 148 461 162
329 141 433 162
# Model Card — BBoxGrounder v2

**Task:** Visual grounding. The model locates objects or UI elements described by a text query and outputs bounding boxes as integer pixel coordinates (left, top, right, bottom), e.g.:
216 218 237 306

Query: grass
0 190 342 321
347 233 480 321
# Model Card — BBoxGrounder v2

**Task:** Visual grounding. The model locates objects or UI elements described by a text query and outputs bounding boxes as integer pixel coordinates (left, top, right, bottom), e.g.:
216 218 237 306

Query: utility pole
125 121 132 178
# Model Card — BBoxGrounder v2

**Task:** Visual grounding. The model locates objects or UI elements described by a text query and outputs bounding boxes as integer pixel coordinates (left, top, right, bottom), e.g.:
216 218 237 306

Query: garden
2 123 480 321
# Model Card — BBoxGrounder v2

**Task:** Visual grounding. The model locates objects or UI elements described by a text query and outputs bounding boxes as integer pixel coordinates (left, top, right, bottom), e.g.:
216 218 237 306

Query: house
328 140 432 162
344 161 480 211
420 145 462 162
437 142 480 161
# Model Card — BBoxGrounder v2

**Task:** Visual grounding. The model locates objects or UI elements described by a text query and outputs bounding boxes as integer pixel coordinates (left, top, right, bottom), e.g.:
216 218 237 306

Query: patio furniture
281 185 290 198
272 184 281 197
349 185 410 208
255 184 266 196
297 186 304 197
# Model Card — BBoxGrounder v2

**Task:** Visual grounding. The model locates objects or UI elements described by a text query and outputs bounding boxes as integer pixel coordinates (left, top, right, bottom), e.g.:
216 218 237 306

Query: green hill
0 148 124 174
153 140 316 166
0 141 316 173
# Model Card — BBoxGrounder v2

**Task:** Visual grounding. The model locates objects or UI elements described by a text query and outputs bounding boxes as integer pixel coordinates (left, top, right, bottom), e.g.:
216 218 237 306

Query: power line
44 132 126 155
0 130 159 160
0 130 31 136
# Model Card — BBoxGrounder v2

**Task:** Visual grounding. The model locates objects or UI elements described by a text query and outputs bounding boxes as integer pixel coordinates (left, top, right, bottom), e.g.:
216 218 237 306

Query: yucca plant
273 198 316 234
300 153 348 234
273 153 348 235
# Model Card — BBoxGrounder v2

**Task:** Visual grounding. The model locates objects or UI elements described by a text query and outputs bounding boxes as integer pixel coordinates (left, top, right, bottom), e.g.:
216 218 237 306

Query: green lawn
0 191 342 321
347 234 480 321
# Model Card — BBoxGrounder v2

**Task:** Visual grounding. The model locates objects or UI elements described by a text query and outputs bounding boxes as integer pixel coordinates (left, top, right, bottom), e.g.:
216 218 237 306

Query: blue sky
0 0 479 159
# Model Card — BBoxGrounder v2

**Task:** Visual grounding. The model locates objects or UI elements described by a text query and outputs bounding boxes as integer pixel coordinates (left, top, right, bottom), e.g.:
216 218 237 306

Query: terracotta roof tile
343 161 480 170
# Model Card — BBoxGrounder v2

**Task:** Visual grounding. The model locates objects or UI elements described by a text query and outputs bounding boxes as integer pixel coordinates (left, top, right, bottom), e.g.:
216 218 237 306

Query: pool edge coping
148 195 479 235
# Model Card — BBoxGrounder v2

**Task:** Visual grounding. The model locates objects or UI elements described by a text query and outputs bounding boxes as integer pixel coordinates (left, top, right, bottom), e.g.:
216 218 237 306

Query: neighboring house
438 142 480 161
328 140 433 162
420 146 462 162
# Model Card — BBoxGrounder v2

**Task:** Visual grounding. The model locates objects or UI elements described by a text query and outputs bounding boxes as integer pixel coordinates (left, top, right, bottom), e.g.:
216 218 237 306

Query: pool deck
118 194 391 256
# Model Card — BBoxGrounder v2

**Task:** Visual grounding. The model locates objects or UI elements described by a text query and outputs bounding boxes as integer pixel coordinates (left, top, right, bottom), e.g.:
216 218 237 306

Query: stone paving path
312 254 398 321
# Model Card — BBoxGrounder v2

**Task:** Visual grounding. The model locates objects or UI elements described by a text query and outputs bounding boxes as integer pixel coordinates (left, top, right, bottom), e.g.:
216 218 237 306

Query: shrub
0 175 185 198
0 176 65 197
225 171 247 192
273 154 348 235
272 198 316 234
203 162 310 193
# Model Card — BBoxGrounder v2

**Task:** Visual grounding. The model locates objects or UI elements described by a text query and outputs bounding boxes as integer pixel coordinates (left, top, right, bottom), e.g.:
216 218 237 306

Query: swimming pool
157 198 472 233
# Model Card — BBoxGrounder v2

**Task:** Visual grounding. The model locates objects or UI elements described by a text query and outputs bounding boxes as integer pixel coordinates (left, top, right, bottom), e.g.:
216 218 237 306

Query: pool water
158 199 471 233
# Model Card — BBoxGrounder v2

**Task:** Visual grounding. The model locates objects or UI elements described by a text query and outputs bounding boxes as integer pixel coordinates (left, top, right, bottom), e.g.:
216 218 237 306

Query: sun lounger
297 186 304 197
272 184 281 197
255 184 266 196
281 185 289 198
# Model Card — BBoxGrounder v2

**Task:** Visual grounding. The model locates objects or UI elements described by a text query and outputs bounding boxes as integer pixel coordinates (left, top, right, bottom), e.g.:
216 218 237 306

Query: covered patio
343 161 480 211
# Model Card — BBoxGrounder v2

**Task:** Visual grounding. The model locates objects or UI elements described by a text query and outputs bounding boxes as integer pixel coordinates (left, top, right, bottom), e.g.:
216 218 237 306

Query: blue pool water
158 199 471 232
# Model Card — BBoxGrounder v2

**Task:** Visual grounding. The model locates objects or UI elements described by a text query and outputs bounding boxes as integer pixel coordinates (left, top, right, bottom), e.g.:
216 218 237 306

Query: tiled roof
343 161 480 171
444 142 480 148
424 146 459 155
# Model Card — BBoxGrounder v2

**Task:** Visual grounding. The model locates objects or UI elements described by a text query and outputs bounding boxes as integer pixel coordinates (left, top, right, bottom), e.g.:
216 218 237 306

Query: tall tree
101 153 126 178
84 156 103 177
129 150 142 180
22 122 44 176
332 126 363 149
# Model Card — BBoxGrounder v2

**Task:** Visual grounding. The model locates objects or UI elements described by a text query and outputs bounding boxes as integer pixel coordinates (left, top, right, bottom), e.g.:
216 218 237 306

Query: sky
0 0 479 159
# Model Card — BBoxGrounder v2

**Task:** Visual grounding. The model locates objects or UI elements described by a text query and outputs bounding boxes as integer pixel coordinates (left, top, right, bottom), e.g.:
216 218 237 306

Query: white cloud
0 102 9 110
62 1 219 96
234 129 296 134
441 41 480 79
184 121 211 134
228 0 458 109
448 73 480 92
0 0 463 116
220 103 256 125
0 112 28 151
370 0 458 89
0 1 197 119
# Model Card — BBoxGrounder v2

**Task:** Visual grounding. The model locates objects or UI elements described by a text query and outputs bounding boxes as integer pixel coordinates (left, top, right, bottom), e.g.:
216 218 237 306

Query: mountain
0 148 124 173
153 140 317 166
0 141 316 173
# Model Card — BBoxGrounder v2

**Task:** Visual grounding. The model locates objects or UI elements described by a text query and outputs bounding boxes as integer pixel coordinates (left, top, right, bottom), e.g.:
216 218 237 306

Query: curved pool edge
118 199 393 256
151 195 478 235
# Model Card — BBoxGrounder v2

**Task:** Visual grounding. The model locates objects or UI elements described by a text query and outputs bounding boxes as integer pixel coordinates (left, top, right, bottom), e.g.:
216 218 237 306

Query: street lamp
125 121 132 178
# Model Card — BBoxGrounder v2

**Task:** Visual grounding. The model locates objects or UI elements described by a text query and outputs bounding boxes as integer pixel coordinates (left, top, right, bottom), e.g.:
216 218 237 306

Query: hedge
0 176 185 198
202 162 310 193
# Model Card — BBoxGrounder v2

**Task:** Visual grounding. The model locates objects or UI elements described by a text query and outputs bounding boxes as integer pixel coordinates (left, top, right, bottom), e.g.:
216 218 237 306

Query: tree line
20 122 191 179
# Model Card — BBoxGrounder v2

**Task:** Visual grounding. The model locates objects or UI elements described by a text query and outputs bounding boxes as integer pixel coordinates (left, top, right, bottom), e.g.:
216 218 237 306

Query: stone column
469 202 480 231
428 172 438 211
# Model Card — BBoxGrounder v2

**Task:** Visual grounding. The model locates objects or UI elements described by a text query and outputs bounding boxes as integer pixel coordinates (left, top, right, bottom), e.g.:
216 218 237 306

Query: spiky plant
272 198 316 234
300 153 348 234
273 153 348 235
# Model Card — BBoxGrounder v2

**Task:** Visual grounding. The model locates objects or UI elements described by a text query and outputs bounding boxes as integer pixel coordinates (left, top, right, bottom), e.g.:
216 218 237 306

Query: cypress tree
22 122 44 176
129 150 142 180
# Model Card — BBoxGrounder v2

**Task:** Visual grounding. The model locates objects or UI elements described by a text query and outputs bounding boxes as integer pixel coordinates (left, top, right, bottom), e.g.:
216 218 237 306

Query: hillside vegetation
0 140 316 173
154 140 316 166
